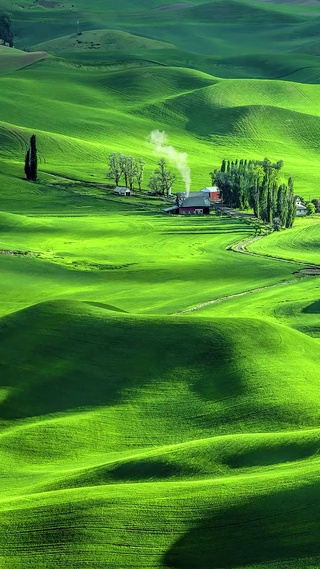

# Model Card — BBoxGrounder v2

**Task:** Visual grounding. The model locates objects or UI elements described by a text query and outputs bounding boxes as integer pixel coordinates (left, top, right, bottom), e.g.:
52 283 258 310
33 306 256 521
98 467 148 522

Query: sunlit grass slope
0 304 320 567
33 29 175 53
249 216 320 265
0 210 301 317
191 217 320 334
194 275 320 338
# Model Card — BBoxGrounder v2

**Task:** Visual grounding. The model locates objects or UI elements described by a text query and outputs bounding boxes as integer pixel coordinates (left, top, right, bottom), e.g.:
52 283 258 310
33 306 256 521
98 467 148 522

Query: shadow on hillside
303 300 320 314
163 480 320 568
0 302 246 419
111 458 197 482
225 439 319 469
88 458 194 486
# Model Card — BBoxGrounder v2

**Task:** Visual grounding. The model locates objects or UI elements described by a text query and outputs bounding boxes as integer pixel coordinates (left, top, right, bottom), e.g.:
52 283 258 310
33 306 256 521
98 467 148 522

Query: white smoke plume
149 130 191 195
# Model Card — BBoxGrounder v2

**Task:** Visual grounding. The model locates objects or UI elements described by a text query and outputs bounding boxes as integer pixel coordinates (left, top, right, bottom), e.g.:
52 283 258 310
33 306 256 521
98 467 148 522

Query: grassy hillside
0 209 301 317
249 216 320 264
0 304 320 567
1 1 320 192
0 45 47 75
1 0 320 567
1 57 320 192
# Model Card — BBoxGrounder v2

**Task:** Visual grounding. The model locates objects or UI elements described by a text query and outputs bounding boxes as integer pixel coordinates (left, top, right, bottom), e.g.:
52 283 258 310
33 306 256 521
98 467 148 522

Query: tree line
107 153 145 191
22 140 318 223
211 157 296 229
107 153 175 196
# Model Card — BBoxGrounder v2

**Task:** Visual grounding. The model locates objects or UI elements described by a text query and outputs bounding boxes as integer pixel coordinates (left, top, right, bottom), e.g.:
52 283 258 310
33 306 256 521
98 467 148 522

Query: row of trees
107 153 145 191
107 153 176 196
211 158 296 228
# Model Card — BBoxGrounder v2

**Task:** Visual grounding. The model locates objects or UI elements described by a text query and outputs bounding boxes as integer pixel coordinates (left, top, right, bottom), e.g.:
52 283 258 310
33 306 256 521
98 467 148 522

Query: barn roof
179 195 210 207
164 206 178 213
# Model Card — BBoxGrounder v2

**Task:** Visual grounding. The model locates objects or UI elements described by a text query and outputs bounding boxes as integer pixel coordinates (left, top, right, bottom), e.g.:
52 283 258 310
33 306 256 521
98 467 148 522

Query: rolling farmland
0 1 320 567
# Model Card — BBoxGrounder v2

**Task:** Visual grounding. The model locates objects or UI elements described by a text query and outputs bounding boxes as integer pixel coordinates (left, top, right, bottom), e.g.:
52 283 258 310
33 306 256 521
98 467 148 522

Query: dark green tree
277 184 288 226
24 134 37 181
0 12 13 46
311 199 320 213
212 157 289 223
306 202 316 215
286 177 296 228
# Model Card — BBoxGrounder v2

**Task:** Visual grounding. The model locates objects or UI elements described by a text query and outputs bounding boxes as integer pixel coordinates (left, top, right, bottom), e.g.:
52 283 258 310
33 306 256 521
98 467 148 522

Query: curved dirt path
229 233 320 268
176 231 320 315
176 278 301 314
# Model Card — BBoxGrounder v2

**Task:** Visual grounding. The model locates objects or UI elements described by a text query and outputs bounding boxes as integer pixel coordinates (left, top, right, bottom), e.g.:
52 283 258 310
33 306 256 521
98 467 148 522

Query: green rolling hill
1 0 320 567
1 304 320 567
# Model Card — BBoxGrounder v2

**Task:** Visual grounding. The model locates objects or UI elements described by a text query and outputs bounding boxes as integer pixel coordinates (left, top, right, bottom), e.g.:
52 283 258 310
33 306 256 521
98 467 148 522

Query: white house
113 186 131 196
295 197 307 216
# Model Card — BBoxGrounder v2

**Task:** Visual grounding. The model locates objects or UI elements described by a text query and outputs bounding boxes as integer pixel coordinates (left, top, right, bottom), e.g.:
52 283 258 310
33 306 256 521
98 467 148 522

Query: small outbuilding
296 203 307 216
113 186 131 196
295 197 307 216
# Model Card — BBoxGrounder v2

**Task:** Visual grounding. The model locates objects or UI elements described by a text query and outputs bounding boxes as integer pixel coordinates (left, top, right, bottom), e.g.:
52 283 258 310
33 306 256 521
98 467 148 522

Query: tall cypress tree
286 177 296 228
24 149 31 180
24 134 38 181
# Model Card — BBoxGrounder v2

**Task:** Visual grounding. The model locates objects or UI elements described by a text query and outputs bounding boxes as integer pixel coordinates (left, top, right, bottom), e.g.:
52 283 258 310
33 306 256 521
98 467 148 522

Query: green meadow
0 0 320 567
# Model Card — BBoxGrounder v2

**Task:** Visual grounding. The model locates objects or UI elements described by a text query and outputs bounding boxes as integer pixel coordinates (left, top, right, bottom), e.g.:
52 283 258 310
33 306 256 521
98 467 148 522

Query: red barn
165 192 211 215
201 186 222 202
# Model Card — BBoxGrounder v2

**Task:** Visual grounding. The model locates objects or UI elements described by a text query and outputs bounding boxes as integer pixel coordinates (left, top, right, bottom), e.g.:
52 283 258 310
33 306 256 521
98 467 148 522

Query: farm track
176 230 320 315
176 278 302 314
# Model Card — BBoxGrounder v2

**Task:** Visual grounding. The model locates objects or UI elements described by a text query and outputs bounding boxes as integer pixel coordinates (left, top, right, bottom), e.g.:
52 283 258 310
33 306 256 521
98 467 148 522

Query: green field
1 1 320 567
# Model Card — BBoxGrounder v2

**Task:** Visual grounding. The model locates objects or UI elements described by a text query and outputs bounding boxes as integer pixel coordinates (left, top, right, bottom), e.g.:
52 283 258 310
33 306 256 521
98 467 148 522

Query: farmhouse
113 186 131 196
165 192 211 215
295 197 307 216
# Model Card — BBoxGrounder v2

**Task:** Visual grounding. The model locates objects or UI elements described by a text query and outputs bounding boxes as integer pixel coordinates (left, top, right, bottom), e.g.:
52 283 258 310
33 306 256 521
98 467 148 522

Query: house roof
179 195 210 208
296 204 306 210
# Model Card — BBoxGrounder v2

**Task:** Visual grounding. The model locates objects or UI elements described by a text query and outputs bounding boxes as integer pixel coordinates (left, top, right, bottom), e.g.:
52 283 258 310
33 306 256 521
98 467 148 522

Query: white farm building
295 197 307 216
113 186 131 196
